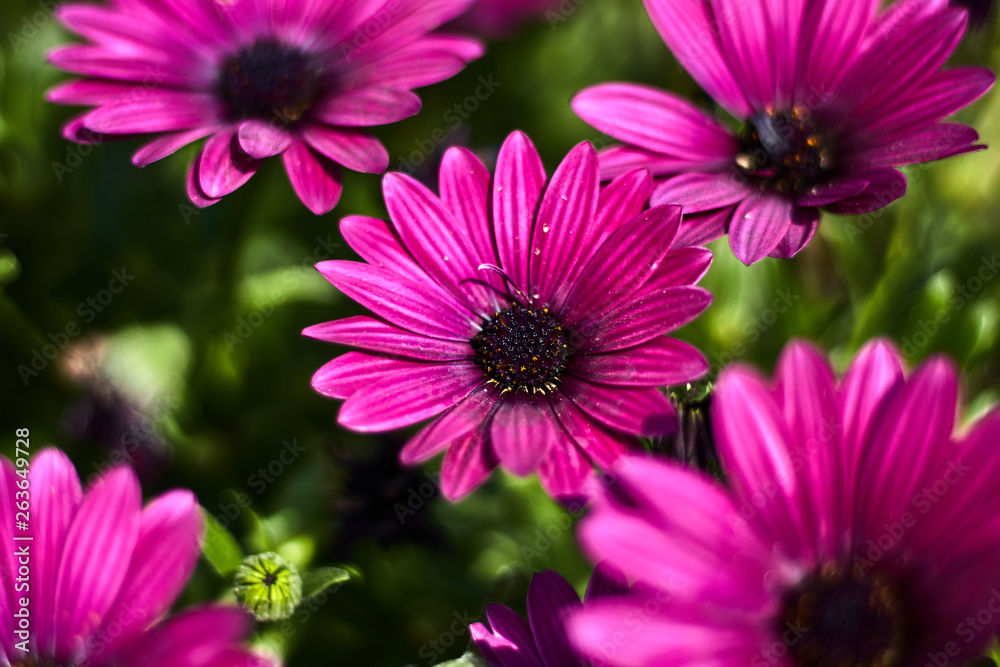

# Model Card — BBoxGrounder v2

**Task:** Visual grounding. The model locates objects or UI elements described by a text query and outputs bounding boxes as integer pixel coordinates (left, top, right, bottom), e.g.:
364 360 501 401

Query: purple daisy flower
572 0 995 264
6 447 266 666
569 340 1000 666
471 566 628 667
304 131 712 501
47 0 483 214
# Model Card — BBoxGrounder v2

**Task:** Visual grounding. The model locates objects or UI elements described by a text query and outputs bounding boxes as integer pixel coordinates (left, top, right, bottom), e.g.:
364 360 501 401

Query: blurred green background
2 0 1000 664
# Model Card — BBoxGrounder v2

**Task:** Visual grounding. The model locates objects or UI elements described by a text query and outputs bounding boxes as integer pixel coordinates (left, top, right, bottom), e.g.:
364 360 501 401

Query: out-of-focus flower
452 0 562 38
570 340 1000 666
13 448 267 666
471 566 628 666
305 131 712 502
573 0 994 264
47 0 483 214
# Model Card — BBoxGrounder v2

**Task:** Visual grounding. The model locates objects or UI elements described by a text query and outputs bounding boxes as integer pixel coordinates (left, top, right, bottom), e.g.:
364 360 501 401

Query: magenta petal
237 120 291 159
313 87 421 126
768 207 820 259
490 397 559 476
714 366 814 560
565 378 676 436
440 428 497 501
439 147 497 268
797 0 877 94
493 131 546 290
315 260 477 340
81 91 216 134
822 169 907 215
29 449 84 656
107 606 250 666
526 571 581 667
585 563 630 601
338 216 436 289
728 193 794 265
530 141 600 306
339 362 483 431
132 126 217 167
550 396 631 472
383 172 493 312
54 466 142 658
673 206 735 247
98 490 203 655
470 619 543 667
573 337 708 387
594 168 654 245
572 84 738 163
484 604 543 665
359 36 483 89
185 155 221 208
848 123 981 168
650 172 751 213
855 358 958 540
0 460 17 659
400 389 495 465
311 352 428 399
563 206 682 326
302 126 389 174
711 0 778 111
303 316 469 361
641 0 752 117
198 130 260 199
282 139 344 214
795 178 869 208
645 248 715 291
581 286 713 354
536 440 594 503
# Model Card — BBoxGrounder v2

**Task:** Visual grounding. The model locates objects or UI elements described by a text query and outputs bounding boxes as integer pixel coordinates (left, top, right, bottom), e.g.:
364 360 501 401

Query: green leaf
300 566 353 600
201 508 244 576
432 653 485 667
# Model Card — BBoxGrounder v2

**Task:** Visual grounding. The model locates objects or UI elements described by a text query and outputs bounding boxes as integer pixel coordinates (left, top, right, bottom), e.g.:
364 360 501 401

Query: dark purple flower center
736 107 834 195
780 562 913 667
217 39 322 124
470 302 570 394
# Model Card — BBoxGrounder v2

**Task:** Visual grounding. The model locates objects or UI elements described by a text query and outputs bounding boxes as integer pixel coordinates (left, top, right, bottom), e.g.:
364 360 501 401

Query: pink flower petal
439 428 497 500
711 0 778 112
797 0 877 94
650 172 752 213
338 361 483 431
54 466 142 657
29 449 84 656
80 91 217 135
383 172 494 312
281 139 343 215
106 606 250 666
132 126 218 167
315 260 477 340
821 168 906 216
572 337 708 387
483 604 543 666
302 125 389 174
526 571 581 666
303 316 470 361
641 0 752 117
356 36 484 89
550 396 631 472
562 206 682 326
313 87 422 127
490 397 560 476
572 84 739 163
536 440 594 503
198 129 261 199
579 287 713 354
673 206 735 247
311 352 430 399
728 193 794 265
237 120 291 159
530 141 600 307
400 389 495 465
593 168 654 246
470 619 544 667
768 206 819 259
97 490 203 657
564 378 676 436
493 131 546 291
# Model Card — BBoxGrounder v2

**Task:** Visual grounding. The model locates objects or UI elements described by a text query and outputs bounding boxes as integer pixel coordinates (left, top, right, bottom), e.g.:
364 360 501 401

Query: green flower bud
233 552 303 622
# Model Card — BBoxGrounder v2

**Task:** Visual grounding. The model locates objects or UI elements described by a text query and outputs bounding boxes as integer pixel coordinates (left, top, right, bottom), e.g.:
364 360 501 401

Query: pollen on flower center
735 106 834 195
218 39 322 124
470 302 570 394
781 562 913 667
